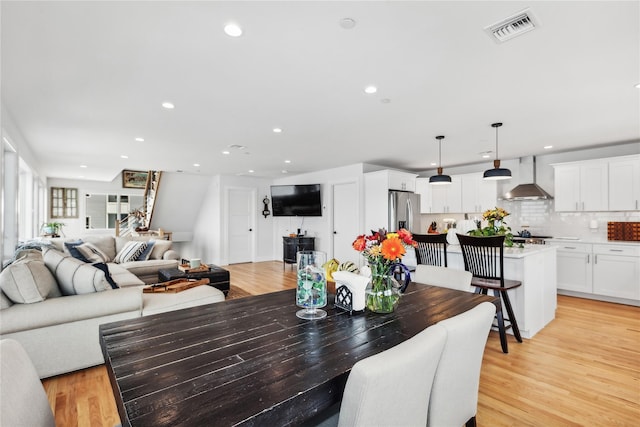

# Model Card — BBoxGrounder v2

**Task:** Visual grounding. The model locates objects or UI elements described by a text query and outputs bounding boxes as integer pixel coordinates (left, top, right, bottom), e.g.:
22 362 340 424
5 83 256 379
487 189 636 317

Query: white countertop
447 244 557 259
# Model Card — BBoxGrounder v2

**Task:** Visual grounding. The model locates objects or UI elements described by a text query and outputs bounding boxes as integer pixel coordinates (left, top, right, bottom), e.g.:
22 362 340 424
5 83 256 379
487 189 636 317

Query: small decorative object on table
468 207 514 247
352 228 417 313
296 251 328 320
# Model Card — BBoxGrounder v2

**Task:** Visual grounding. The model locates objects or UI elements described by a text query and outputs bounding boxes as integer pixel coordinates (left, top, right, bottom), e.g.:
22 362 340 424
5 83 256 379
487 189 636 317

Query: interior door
228 188 254 264
332 182 359 264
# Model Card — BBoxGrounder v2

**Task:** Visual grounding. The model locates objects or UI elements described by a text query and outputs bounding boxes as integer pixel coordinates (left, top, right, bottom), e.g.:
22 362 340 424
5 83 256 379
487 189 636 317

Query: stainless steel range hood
503 156 553 200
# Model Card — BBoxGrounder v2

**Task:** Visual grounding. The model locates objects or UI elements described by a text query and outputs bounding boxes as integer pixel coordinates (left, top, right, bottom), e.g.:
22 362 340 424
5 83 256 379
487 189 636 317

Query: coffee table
100 283 499 426
158 264 230 295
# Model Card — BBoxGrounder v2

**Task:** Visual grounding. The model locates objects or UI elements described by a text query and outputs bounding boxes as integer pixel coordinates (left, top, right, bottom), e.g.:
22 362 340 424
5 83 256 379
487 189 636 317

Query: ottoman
142 285 225 316
158 265 230 295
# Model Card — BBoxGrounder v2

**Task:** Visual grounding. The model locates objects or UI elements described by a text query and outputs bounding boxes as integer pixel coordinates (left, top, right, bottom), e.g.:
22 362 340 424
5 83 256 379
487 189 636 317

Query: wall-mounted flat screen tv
270 184 322 217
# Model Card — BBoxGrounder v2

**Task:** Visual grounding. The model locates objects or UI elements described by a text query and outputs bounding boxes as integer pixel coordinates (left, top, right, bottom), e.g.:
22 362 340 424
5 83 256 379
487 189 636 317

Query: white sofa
0 241 226 379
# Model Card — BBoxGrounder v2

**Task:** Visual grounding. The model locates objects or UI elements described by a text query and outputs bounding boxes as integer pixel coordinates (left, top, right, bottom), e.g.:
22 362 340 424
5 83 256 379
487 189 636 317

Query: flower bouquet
468 206 514 247
352 228 417 313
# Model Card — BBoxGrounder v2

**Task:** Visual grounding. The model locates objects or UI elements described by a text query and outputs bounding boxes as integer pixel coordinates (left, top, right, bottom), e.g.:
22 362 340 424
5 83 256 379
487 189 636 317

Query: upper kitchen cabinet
364 169 418 232
609 155 640 211
460 173 497 213
417 176 462 213
552 160 608 211
383 170 417 192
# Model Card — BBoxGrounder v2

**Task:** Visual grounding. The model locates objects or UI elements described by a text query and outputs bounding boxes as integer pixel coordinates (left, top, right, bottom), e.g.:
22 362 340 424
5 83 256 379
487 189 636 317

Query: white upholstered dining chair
0 338 56 427
320 323 448 427
413 264 473 292
427 301 496 427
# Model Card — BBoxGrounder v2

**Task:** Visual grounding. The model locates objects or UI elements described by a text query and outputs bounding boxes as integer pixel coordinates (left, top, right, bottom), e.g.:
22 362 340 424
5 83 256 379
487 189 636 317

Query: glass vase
365 273 401 314
296 251 328 320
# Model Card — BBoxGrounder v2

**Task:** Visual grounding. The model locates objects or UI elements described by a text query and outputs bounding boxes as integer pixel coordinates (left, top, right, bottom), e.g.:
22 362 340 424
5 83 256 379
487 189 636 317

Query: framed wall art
122 170 149 189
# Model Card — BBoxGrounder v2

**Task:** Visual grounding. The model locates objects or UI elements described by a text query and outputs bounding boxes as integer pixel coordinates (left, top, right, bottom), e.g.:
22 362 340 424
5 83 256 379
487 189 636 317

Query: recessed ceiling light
121 155 128 159
273 127 283 133
284 160 291 164
339 18 357 29
364 86 377 94
248 169 254 173
135 137 144 142
162 102 175 109
430 162 437 166
544 145 553 149
222 150 230 155
193 163 200 167
224 23 243 37
80 165 87 168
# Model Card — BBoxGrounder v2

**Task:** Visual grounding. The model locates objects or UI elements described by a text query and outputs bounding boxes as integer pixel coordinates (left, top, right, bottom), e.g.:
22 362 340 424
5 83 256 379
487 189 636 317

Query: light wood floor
42 261 640 426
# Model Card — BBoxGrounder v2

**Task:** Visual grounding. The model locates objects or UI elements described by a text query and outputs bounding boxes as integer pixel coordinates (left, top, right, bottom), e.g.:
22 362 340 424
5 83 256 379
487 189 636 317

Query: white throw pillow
76 242 110 263
0 259 57 304
149 239 172 260
114 241 147 263
42 248 111 295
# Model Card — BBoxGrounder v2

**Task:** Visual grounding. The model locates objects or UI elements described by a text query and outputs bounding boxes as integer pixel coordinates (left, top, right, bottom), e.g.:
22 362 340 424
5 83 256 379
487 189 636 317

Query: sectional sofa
0 235 225 378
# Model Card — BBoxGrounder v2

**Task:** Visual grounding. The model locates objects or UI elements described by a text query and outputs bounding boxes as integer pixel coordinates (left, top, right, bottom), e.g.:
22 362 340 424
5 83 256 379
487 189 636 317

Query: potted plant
41 222 65 237
468 207 514 247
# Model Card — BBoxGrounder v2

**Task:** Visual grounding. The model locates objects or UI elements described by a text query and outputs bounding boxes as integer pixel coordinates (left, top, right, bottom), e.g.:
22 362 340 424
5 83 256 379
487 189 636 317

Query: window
85 193 143 229
50 187 78 218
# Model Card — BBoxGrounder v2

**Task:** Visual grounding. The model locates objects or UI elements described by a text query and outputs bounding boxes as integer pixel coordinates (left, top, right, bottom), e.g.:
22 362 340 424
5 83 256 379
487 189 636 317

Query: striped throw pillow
76 242 110 263
114 241 147 263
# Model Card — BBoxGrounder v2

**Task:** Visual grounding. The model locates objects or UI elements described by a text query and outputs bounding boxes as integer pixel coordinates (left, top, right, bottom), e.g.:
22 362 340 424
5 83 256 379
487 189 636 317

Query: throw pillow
149 239 172 260
76 242 110 263
92 262 119 289
42 248 111 295
137 240 155 261
0 259 57 304
64 240 89 263
114 241 147 263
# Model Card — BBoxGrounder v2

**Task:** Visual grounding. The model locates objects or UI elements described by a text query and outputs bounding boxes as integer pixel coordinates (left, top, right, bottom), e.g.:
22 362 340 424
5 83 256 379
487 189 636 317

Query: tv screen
270 184 322 217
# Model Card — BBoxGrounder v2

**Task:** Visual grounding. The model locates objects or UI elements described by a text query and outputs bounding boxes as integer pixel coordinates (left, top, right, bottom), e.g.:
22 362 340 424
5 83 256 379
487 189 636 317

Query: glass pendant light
429 135 452 185
483 122 512 180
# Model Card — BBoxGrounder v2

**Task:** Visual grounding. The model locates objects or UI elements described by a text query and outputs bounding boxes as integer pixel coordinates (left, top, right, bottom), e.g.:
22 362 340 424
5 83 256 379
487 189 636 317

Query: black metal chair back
413 233 448 267
456 234 505 285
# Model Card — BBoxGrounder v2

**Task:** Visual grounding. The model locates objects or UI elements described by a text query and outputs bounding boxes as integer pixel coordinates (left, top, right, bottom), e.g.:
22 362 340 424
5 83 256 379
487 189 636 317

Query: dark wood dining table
100 282 499 427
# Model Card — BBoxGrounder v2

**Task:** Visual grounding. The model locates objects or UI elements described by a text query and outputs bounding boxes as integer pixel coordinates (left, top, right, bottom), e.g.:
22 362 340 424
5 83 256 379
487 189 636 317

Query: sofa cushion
0 260 57 304
149 239 172 260
114 241 147 263
76 242 110 263
64 240 89 263
42 248 111 295
106 263 145 288
81 235 116 260
1 291 13 309
142 285 225 316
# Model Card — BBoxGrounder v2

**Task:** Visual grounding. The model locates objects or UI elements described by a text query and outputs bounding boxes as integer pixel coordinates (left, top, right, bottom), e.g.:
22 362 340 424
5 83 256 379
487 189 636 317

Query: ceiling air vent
485 8 539 43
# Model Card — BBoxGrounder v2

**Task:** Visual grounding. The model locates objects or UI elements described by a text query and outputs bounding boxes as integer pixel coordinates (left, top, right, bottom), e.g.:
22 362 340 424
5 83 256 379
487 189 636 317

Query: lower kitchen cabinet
550 241 640 305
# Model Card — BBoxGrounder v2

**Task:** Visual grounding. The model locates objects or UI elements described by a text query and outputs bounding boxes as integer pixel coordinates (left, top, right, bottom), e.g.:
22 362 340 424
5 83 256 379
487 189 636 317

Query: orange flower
352 235 367 252
397 228 416 246
380 236 406 261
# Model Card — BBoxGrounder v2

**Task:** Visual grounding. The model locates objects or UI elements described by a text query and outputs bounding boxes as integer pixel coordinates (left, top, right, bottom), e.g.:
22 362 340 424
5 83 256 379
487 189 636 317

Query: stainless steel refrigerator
388 191 421 233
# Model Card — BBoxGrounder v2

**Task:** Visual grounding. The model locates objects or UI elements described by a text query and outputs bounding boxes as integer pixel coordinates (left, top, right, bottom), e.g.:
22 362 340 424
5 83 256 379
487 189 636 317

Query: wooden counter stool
456 234 523 353
413 233 448 267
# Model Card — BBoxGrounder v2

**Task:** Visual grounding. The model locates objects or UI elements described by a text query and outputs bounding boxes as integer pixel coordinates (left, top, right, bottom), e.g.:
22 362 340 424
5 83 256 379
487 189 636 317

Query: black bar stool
413 233 448 267
457 234 523 353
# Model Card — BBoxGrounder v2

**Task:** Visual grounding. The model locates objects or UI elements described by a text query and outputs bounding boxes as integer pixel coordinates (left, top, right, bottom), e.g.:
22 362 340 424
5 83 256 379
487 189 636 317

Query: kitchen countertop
447 244 557 259
545 238 640 247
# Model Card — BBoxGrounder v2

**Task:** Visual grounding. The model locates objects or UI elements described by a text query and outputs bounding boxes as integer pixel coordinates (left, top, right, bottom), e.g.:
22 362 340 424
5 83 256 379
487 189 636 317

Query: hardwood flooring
42 261 640 426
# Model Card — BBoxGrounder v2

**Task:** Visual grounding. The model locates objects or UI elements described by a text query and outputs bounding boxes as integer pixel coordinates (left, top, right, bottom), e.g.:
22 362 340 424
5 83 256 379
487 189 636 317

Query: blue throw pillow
64 240 89 263
137 240 155 261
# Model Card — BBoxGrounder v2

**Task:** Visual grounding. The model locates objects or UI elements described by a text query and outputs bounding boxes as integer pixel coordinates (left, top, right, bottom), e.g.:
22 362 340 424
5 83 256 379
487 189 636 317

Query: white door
228 188 254 264
332 182 359 264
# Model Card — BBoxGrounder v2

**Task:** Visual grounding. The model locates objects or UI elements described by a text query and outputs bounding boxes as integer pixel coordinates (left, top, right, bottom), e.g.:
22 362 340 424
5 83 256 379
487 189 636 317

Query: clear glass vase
296 251 328 320
365 273 401 314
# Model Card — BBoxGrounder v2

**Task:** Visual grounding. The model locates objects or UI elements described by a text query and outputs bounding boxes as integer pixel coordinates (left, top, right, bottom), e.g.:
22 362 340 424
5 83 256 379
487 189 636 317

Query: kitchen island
446 244 557 339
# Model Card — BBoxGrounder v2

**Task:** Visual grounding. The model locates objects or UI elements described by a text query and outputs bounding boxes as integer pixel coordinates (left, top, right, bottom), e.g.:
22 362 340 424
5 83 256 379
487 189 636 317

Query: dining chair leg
500 289 523 343
493 289 509 353
466 416 477 427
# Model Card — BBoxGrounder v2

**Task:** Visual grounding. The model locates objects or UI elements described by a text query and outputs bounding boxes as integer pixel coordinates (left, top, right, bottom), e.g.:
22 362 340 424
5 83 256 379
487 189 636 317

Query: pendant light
483 122 512 180
429 135 452 185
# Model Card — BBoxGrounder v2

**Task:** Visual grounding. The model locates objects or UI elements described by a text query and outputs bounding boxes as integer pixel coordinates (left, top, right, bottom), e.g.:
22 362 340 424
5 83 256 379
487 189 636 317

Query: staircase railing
116 170 162 237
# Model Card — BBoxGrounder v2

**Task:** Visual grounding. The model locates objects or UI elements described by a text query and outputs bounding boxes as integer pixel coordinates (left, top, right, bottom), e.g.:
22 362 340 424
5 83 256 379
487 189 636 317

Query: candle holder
296 251 327 320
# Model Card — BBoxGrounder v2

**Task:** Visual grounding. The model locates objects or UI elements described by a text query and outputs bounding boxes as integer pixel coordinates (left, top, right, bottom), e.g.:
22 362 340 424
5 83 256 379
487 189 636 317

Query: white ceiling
2 1 639 181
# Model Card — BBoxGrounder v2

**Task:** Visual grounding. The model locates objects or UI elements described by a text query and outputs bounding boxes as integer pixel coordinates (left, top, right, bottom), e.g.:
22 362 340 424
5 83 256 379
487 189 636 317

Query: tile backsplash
420 200 640 242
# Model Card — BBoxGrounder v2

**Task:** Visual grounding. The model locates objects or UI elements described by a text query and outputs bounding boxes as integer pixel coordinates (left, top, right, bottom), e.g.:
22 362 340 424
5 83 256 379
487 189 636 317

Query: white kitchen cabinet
460 173 497 213
608 155 640 211
386 170 416 192
553 242 593 293
592 244 640 300
415 178 431 213
553 161 608 212
364 169 418 233
429 176 462 213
